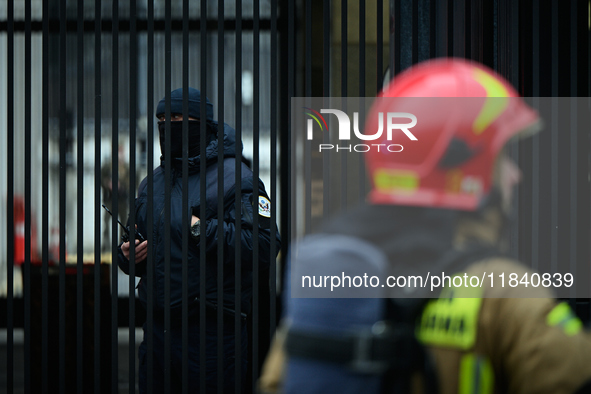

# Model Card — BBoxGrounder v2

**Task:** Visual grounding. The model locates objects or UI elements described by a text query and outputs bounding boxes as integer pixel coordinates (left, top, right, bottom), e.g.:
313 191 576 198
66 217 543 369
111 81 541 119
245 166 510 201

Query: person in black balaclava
118 87 281 393
155 88 217 161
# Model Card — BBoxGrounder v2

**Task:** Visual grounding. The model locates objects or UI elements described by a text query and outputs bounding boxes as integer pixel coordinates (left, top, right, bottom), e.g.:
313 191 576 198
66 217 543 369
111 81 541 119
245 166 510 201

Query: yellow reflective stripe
472 68 509 135
373 169 419 192
546 302 583 336
416 295 482 350
459 353 494 394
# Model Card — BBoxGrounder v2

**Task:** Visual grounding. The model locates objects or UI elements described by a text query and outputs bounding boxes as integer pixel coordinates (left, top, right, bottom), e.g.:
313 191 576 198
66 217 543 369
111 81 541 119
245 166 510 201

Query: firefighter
258 58 591 394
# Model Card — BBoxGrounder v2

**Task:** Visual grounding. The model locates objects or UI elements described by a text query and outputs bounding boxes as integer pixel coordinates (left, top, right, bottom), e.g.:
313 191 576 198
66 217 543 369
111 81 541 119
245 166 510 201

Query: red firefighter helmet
365 58 541 211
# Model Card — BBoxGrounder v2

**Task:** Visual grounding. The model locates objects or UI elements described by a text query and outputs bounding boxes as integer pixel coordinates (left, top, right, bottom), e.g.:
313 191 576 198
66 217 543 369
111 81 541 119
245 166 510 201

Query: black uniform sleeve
199 176 281 271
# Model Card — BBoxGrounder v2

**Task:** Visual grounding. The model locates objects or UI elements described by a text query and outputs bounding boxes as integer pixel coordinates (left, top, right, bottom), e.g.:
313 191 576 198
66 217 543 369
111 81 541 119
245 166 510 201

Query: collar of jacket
454 207 506 252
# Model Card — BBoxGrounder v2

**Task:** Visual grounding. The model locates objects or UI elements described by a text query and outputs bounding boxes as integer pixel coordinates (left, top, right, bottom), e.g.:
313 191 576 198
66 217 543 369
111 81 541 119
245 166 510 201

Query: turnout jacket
118 124 280 315
258 205 591 394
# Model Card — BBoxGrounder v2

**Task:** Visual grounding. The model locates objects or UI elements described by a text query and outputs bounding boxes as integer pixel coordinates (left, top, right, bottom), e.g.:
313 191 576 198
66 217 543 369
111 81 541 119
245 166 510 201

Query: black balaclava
157 120 214 159
155 87 216 159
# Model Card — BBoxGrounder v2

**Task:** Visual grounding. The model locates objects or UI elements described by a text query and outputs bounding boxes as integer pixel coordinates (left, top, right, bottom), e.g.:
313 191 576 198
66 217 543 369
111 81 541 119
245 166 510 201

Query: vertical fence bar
465 0 471 60
199 0 208 392
429 0 436 58
517 0 532 274
111 1 120 391
390 0 399 76
510 0 519 90
217 2 225 391
129 0 138 391
412 0 418 64
276 2 288 337
551 0 558 273
377 0 383 90
341 0 347 209
398 0 410 71
58 0 67 390
164 0 172 391
447 0 453 56
278 2 292 278
359 0 366 197
389 0 394 77
418 0 425 64
6 0 14 391
305 0 312 97
435 0 447 57
492 0 498 68
41 0 50 391
23 1 32 392
322 0 330 219
323 0 330 97
589 0 591 315
497 0 507 233
146 0 155 392
304 0 312 233
234 0 243 390
579 0 591 306
93 1 103 392
342 0 347 96
180 80 189 390
569 0 578 300
509 0 520 259
454 0 466 57
276 0 295 337
76 0 84 391
252 0 261 389
181 0 189 392
469 0 479 63
554 0 571 304
575 0 589 307
531 0 539 271
588 0 591 314
393 0 401 75
359 0 365 94
537 2 551 275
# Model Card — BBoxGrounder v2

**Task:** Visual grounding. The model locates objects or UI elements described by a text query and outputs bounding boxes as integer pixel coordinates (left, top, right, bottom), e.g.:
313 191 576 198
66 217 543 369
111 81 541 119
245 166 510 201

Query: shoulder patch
416 291 482 350
258 196 271 218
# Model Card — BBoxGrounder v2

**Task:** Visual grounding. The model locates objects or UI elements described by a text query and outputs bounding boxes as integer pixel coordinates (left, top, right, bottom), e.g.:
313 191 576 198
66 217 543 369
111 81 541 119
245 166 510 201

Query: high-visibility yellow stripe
373 169 419 192
416 285 483 350
546 302 583 336
459 353 494 394
472 68 509 135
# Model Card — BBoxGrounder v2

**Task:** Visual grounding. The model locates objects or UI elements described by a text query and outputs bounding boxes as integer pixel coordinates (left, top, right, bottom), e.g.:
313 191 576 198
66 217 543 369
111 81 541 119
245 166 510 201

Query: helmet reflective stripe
472 69 510 135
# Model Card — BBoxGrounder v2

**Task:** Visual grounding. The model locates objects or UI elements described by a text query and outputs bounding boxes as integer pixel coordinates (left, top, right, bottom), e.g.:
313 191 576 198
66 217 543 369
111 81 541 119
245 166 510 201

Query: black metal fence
293 0 591 314
2 1 286 393
2 0 591 393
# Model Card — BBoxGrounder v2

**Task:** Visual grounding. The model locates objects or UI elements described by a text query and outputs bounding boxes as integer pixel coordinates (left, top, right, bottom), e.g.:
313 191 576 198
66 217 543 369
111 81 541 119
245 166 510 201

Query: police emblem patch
258 196 271 218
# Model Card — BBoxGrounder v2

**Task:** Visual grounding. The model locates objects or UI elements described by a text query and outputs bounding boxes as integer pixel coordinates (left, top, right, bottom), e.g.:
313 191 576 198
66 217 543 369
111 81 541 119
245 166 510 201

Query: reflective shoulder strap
458 352 494 394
